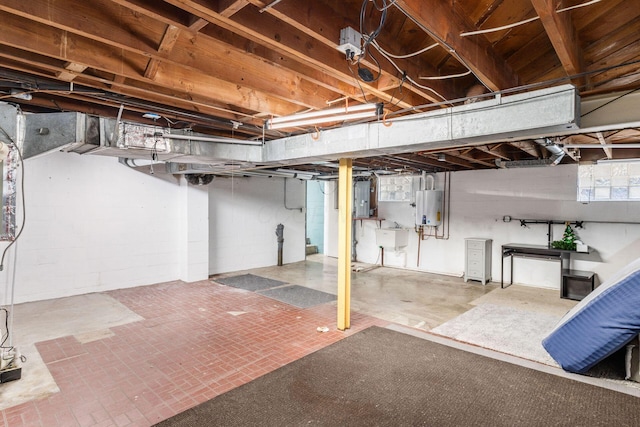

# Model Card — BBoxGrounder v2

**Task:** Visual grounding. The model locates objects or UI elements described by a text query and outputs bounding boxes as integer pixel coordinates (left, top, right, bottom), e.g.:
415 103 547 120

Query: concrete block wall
208 176 306 274
0 152 185 304
326 164 640 289
306 180 325 254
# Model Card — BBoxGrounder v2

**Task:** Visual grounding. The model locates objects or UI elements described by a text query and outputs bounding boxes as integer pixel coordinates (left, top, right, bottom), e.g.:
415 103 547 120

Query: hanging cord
356 0 388 83
0 125 26 272
1 308 11 350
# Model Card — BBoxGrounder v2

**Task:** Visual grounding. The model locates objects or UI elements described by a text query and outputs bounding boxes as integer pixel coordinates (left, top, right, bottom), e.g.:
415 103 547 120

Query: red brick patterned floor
1 280 386 426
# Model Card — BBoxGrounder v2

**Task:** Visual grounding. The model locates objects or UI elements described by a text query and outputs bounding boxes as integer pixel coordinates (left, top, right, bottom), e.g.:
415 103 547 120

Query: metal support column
337 158 353 331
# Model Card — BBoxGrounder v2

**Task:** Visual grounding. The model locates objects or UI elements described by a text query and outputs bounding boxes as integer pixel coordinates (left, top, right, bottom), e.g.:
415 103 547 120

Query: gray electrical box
354 181 371 218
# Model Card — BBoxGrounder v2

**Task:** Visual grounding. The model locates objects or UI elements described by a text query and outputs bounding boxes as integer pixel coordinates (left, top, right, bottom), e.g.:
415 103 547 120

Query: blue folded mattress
542 258 640 373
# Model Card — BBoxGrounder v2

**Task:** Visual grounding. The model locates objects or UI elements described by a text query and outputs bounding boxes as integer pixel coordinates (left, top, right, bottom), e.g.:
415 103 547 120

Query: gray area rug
257 285 336 309
215 274 287 291
155 326 640 427
431 303 561 366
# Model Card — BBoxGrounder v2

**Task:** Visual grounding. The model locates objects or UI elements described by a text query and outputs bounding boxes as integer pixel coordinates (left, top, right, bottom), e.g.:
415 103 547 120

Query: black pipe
275 224 284 266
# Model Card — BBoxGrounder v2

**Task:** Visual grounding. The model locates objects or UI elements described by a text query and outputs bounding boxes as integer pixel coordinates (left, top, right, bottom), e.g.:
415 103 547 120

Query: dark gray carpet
257 285 336 308
214 274 287 291
155 326 640 427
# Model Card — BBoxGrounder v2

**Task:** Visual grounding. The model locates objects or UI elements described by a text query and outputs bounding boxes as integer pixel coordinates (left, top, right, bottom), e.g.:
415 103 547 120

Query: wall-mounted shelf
354 217 384 228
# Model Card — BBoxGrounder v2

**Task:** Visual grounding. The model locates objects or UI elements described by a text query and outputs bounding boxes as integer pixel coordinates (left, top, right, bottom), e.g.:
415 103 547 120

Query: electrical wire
372 0 398 12
385 57 640 120
387 71 407 107
346 63 369 101
580 87 640 118
419 70 472 80
0 125 26 272
356 0 388 83
460 16 540 37
371 39 439 59
557 0 602 13
371 42 449 102
460 0 602 37
0 308 10 349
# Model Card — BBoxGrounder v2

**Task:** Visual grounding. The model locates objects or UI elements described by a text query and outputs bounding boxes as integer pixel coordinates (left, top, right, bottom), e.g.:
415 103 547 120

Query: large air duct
495 138 565 168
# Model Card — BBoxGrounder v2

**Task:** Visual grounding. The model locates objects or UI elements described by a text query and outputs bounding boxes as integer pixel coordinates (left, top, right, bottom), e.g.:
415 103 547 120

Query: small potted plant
551 223 577 251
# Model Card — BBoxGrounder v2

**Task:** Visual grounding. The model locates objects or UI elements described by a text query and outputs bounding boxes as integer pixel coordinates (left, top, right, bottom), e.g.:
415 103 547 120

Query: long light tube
160 133 262 146
563 144 640 149
267 103 381 130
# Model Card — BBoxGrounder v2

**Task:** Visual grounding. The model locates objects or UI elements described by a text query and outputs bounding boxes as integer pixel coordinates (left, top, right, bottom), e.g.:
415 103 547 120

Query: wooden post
337 158 353 330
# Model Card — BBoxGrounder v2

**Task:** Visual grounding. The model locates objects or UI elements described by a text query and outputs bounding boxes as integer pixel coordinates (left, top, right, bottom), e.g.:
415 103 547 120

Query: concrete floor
2 254 638 426
230 254 577 331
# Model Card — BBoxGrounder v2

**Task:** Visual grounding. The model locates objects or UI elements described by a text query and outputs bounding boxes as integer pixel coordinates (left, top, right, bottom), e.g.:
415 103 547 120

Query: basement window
577 162 640 202
378 175 414 202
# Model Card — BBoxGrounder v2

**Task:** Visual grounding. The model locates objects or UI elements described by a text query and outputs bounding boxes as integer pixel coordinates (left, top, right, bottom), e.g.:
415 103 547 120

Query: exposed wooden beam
596 132 613 159
394 0 520 91
244 0 458 104
56 62 87 82
218 0 250 18
412 153 457 171
0 8 335 114
164 0 452 107
145 25 182 79
432 152 479 169
188 17 209 32
474 144 512 161
530 0 586 86
455 149 497 168
0 49 265 125
510 141 540 158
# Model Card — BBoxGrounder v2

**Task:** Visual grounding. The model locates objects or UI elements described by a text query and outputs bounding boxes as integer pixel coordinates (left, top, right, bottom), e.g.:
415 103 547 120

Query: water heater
415 190 443 226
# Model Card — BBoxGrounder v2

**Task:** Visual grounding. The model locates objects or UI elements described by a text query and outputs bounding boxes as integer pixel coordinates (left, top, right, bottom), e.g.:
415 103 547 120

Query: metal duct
495 158 560 168
535 138 565 165
495 138 565 168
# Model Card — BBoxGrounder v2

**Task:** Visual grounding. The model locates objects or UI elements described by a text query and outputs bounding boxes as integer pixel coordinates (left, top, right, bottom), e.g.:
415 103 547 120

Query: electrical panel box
354 180 371 218
415 190 443 226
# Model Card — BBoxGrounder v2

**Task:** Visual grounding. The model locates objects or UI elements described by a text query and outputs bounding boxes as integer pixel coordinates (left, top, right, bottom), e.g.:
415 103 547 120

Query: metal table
501 243 575 289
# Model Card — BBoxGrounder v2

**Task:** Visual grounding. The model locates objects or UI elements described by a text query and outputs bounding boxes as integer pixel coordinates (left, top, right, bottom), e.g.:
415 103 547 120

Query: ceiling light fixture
160 133 262 146
266 103 382 130
596 158 640 164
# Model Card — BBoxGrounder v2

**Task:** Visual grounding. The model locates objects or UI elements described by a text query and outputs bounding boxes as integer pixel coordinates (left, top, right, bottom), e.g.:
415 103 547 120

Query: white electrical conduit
419 70 472 80
284 178 304 212
369 40 449 102
371 39 439 59
460 0 602 37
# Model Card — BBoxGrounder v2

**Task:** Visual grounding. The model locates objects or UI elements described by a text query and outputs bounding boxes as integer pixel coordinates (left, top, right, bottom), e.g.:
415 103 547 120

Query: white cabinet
464 238 492 285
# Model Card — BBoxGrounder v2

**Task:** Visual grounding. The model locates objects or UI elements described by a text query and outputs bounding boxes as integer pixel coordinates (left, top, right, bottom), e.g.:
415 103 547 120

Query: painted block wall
0 152 186 304
326 165 640 289
306 180 325 253
178 178 210 283
324 181 339 258
208 176 306 274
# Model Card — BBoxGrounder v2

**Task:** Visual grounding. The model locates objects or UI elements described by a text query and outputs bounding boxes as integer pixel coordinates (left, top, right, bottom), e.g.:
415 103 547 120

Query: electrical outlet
337 27 362 58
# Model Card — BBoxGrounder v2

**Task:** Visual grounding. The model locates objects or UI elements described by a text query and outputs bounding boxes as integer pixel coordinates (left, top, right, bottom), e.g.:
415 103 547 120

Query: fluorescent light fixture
596 158 640 164
160 133 262 146
563 144 640 149
267 103 381 130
